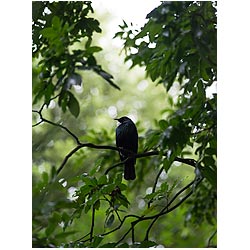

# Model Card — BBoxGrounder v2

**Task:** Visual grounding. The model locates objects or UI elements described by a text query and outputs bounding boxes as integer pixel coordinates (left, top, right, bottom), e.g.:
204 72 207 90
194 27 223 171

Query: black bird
115 116 138 180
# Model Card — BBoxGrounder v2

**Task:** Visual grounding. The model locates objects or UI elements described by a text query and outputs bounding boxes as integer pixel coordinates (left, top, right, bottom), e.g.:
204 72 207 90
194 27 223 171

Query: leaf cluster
32 1 119 118
32 1 217 247
72 173 129 223
115 0 217 224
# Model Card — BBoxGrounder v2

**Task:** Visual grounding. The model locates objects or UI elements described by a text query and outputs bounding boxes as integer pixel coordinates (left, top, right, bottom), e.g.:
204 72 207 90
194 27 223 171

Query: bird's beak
114 118 120 124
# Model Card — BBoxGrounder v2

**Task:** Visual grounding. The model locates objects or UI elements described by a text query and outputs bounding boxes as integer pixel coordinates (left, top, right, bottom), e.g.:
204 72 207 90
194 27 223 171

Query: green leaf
139 240 158 248
144 129 161 150
82 176 98 186
158 119 168 130
205 147 217 156
105 213 115 228
45 223 57 237
52 16 61 29
86 46 102 54
118 243 129 248
91 235 103 248
84 204 91 214
117 193 130 208
44 82 54 105
40 27 55 39
201 166 217 188
99 243 117 248
113 31 124 39
163 157 173 172
68 92 80 118
55 230 77 239
98 175 107 185
94 199 101 210
160 181 168 192
45 212 61 236
79 184 92 197
101 183 116 194
42 171 49 185
115 173 123 185
144 191 159 202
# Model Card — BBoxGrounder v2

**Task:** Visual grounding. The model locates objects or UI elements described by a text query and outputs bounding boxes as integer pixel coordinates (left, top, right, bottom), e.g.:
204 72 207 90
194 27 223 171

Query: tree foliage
32 1 217 248
32 1 119 118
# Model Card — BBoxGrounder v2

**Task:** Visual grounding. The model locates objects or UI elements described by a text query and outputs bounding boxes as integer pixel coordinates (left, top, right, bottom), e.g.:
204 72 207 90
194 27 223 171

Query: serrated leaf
68 92 80 118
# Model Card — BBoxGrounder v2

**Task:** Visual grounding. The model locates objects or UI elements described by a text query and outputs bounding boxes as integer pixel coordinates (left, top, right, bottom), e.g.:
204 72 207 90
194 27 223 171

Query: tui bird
115 116 138 180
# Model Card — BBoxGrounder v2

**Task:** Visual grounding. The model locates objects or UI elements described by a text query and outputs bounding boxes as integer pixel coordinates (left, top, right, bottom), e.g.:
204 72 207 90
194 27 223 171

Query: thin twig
32 120 43 127
144 179 197 240
148 166 164 208
77 214 140 244
56 142 196 176
75 232 90 242
104 159 127 175
75 177 203 245
207 229 217 247
32 107 81 145
33 107 197 175
116 227 133 245
56 145 83 175
42 117 81 144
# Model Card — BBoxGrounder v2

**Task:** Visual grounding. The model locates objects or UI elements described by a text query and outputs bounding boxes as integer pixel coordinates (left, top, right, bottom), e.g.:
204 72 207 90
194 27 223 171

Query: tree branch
144 178 203 240
74 176 203 245
76 214 140 244
33 106 197 176
104 159 127 175
56 145 83 175
56 143 196 176
32 109 81 145
207 229 217 247
148 166 164 208
116 227 133 245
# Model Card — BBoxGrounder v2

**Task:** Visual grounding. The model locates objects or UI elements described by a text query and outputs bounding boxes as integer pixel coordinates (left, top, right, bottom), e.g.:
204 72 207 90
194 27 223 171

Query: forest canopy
32 1 217 247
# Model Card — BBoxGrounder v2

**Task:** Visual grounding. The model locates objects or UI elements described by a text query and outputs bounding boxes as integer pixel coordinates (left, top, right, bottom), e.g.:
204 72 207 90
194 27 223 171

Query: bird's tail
124 160 136 180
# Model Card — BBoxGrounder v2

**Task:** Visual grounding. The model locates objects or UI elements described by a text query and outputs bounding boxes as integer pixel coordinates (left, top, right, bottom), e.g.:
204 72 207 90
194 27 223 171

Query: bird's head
114 116 132 124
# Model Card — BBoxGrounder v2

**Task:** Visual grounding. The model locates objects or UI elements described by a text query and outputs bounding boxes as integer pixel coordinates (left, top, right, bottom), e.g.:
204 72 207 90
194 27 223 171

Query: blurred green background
32 2 216 247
